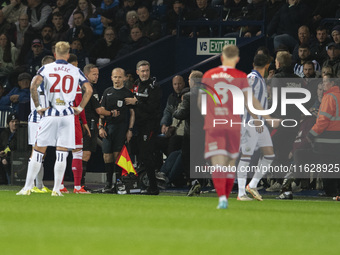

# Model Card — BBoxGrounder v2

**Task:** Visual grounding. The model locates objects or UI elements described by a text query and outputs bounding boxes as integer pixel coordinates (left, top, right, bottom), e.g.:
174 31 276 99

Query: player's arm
74 82 93 115
31 75 48 115
126 108 135 143
243 90 281 129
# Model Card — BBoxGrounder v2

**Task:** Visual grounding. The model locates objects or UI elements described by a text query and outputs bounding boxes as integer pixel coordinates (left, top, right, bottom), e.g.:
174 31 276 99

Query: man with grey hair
125 60 161 195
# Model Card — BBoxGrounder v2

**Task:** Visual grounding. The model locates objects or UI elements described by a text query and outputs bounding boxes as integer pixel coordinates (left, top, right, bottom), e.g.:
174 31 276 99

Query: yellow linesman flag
115 145 137 176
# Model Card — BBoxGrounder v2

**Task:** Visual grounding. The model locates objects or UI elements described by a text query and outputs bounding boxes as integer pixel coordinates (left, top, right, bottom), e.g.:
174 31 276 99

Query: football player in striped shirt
17 42 93 196
237 54 276 201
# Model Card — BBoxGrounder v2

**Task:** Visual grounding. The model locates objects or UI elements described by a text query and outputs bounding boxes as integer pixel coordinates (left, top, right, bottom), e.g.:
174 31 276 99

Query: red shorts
204 128 240 159
75 119 83 149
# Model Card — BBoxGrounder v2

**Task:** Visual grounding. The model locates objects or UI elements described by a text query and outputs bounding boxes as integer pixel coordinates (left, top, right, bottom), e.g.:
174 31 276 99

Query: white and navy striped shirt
243 70 268 122
294 59 321 78
28 79 48 123
37 59 88 117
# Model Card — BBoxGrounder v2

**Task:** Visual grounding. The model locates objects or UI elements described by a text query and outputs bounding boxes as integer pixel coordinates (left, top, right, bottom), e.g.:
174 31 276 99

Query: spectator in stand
331 25 340 45
68 0 96 28
223 0 248 21
90 26 121 67
70 38 89 70
14 13 34 51
25 39 52 76
321 65 333 77
115 0 137 30
0 113 19 184
65 10 94 53
118 10 138 43
137 6 162 41
265 0 284 26
159 75 186 156
310 0 338 31
116 24 151 58
2 0 27 24
90 0 119 37
323 42 340 78
293 44 320 78
90 7 117 38
40 24 53 51
267 0 309 52
0 72 30 112
241 0 267 38
166 0 190 36
0 33 18 82
301 61 320 109
0 9 16 42
313 26 332 66
187 0 219 37
50 0 76 24
51 12 69 42
292 25 317 62
26 0 52 31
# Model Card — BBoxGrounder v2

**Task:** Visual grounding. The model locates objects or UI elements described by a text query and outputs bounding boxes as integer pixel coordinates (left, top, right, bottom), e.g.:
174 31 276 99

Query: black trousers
137 124 158 190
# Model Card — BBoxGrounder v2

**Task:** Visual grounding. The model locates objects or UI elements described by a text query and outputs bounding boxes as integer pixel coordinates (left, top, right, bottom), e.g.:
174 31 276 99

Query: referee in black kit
125 60 161 195
98 68 135 193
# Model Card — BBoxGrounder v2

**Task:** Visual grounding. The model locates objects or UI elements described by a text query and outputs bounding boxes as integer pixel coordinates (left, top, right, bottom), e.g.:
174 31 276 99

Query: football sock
23 150 44 190
72 150 83 188
35 161 44 189
249 155 274 189
81 160 87 186
212 165 235 198
75 186 81 190
53 151 68 192
105 163 114 186
237 157 251 197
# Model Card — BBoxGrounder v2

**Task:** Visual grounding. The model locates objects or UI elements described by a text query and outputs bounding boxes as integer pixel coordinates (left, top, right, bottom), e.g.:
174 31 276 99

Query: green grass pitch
1 188 340 255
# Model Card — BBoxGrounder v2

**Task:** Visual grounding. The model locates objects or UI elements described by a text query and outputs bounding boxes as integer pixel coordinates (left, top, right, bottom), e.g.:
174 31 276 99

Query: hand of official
125 97 137 105
99 127 107 138
126 130 132 143
111 109 120 117
0 151 6 158
161 125 168 134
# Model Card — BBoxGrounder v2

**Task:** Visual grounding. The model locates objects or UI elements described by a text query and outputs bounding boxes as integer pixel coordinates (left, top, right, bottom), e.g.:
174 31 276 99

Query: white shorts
28 121 39 145
36 115 75 149
240 125 273 155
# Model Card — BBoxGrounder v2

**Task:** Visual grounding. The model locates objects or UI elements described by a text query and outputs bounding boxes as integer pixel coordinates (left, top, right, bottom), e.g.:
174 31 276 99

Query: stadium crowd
0 0 340 200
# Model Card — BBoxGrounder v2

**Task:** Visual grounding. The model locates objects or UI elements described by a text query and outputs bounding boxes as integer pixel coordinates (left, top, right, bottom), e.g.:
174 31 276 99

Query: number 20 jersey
37 59 88 116
203 66 249 130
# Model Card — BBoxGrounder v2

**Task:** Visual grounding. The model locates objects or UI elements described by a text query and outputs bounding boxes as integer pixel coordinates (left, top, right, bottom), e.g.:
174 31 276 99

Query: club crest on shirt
56 98 65 105
117 100 123 107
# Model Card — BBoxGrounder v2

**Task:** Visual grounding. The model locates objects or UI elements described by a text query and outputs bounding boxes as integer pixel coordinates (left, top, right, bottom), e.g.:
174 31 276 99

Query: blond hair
276 51 291 67
222 45 239 59
55 41 70 56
